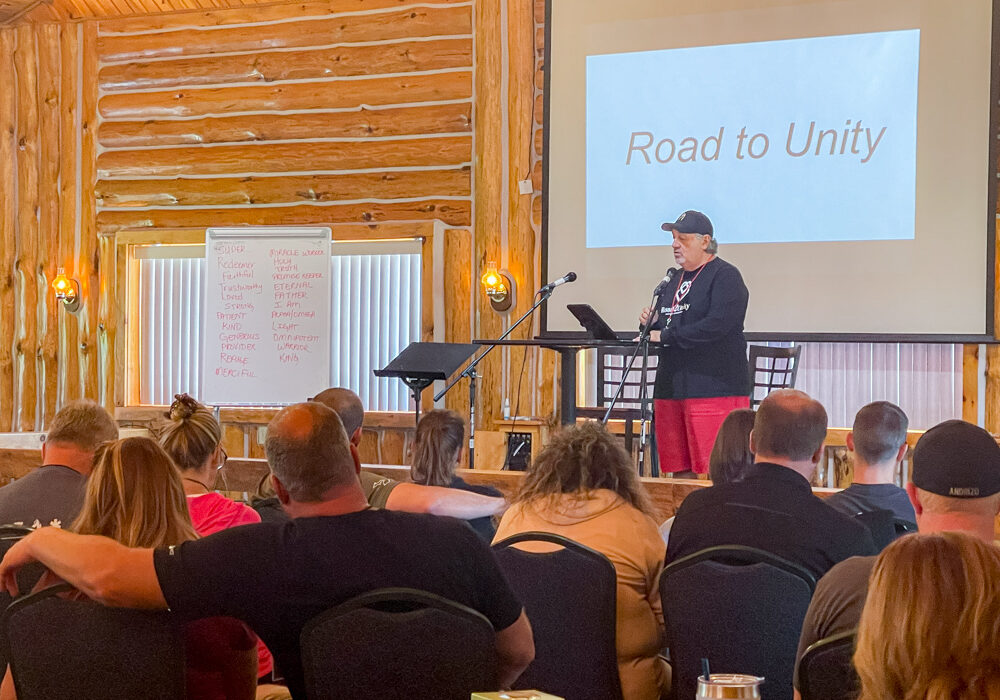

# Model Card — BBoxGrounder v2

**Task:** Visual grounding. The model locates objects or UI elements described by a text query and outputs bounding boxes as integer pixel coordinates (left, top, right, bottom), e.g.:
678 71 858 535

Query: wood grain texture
963 344 979 423
97 135 471 177
0 30 16 432
99 37 472 90
80 21 100 403
98 70 472 119
15 24 40 431
473 0 502 432
58 23 80 403
98 103 471 148
987 345 1000 433
95 168 471 207
443 227 471 418
38 24 62 426
96 199 472 232
97 0 472 34
98 234 116 407
97 5 472 62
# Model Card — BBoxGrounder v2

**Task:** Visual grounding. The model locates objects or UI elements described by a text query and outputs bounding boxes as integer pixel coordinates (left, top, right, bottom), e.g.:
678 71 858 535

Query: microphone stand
435 286 555 469
602 286 666 476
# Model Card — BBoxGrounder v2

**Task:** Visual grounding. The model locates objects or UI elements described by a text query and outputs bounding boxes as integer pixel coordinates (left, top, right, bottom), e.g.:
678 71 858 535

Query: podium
473 336 637 425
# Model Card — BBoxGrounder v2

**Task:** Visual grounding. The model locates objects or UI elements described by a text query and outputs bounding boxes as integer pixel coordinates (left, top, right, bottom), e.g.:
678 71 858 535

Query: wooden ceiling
0 0 303 25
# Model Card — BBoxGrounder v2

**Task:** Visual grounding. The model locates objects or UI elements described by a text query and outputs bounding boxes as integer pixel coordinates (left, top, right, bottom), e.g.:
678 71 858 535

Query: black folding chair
300 587 498 700
797 630 858 700
2 583 186 700
493 532 622 700
661 545 816 700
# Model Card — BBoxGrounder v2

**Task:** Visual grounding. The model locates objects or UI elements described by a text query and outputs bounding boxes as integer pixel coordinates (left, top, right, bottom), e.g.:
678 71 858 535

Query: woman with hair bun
159 394 281 694
410 409 502 540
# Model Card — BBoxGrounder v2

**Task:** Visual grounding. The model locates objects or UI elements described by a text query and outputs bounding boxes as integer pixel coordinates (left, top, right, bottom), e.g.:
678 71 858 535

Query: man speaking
639 210 750 477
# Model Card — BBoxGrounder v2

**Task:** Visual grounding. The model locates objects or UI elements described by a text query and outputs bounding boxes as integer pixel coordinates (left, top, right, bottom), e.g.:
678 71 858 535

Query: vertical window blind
136 241 421 410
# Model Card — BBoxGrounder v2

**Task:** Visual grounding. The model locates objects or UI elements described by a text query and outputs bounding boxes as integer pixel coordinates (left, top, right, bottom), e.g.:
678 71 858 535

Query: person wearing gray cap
792 419 1000 698
637 210 751 477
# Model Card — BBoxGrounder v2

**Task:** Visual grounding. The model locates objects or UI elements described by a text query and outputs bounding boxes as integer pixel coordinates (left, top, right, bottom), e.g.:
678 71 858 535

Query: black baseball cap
911 419 1000 498
661 210 714 236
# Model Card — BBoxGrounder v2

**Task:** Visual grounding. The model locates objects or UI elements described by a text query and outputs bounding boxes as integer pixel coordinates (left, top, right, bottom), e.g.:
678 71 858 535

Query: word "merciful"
625 120 886 165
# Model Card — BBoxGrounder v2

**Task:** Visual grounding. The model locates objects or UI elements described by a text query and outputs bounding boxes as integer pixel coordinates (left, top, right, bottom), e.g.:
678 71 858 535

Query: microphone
653 267 679 296
540 271 577 293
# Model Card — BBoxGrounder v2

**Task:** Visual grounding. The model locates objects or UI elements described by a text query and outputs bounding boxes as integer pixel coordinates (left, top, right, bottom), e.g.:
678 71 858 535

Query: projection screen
542 0 999 340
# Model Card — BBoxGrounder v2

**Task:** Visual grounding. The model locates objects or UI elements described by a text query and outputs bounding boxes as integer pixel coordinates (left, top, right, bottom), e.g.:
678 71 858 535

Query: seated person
853 532 1000 700
0 437 257 700
494 421 668 700
253 387 506 522
158 393 279 692
661 407 755 542
825 401 915 523
667 389 876 580
793 418 1000 698
411 409 502 540
0 403 534 700
0 400 118 529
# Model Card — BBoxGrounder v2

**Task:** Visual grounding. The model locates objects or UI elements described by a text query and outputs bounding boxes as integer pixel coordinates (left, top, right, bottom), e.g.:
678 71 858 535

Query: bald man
0 403 534 699
309 387 506 519
666 390 876 579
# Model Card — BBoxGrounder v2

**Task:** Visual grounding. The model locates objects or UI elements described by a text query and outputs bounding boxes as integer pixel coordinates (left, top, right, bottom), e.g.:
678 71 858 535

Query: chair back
797 630 858 700
300 587 498 700
2 583 186 700
493 532 622 700
748 345 803 408
661 545 816 700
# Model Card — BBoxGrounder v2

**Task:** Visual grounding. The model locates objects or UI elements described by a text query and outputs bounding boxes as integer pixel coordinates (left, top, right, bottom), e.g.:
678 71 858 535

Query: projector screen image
586 31 919 248
544 0 995 338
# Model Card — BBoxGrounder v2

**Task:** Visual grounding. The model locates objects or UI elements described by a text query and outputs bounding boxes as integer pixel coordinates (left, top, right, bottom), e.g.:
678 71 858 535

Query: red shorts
654 396 750 474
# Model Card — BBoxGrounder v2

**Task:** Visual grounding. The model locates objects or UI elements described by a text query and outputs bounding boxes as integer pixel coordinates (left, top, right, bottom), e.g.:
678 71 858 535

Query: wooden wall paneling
96 170 472 208
37 23 62 426
963 344 979 423
113 238 132 406
474 0 503 432
98 37 473 90
98 71 472 119
58 23 80 403
14 24 40 431
0 29 16 432
79 20 99 403
987 346 1000 433
96 201 472 233
97 103 473 148
98 233 116 406
96 5 472 62
443 228 472 418
96 137 472 177
96 0 471 34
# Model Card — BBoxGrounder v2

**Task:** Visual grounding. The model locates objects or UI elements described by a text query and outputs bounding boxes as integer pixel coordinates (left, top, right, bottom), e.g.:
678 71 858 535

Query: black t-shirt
651 257 750 399
448 476 502 542
666 462 877 580
153 510 523 700
824 483 916 523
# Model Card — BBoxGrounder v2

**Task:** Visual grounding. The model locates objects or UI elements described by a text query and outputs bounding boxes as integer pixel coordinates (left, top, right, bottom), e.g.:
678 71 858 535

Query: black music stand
374 342 479 427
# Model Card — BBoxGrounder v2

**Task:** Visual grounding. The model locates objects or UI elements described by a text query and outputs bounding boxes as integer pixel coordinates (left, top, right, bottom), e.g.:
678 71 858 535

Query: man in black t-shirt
667 389 876 580
0 403 534 700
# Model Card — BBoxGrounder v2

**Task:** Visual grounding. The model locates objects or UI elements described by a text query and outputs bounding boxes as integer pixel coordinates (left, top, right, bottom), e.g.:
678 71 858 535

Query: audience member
494 421 668 700
0 400 117 529
255 387 505 521
411 409 502 540
0 437 258 700
708 408 756 485
824 401 915 522
666 389 876 579
854 532 1000 700
0 403 534 700
794 419 1000 696
158 393 279 692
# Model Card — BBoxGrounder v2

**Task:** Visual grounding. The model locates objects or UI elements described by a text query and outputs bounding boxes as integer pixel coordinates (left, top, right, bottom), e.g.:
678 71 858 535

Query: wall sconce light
481 260 515 313
52 268 81 313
